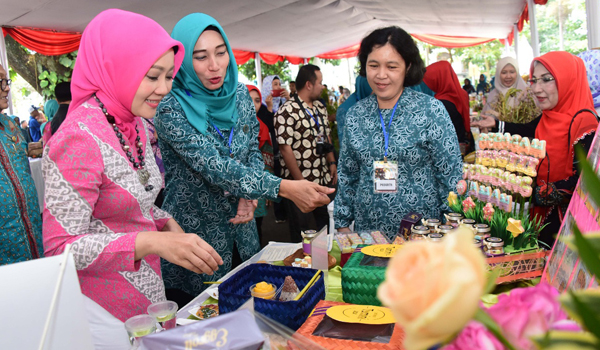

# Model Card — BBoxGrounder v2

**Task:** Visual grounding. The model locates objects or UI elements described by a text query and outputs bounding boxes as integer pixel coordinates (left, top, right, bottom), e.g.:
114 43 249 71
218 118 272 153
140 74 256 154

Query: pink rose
377 228 487 350
486 283 567 350
443 321 505 350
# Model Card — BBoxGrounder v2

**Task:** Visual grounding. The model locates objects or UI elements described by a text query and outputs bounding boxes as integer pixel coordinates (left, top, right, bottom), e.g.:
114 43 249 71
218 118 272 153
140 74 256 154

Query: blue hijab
337 76 373 145
41 99 59 136
170 13 239 135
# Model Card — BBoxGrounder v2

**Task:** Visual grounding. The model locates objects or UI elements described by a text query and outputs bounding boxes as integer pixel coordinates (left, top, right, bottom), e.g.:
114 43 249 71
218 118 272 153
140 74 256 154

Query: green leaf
473 309 517 350
572 223 600 281
40 80 48 88
560 289 600 330
59 56 73 68
48 72 58 84
576 146 600 210
38 71 48 80
484 267 501 294
563 233 600 256
531 331 599 350
566 291 600 339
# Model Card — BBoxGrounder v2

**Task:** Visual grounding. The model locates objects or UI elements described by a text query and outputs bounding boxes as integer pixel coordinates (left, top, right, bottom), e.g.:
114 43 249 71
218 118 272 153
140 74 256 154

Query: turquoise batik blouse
155 83 281 297
0 113 43 265
334 89 462 239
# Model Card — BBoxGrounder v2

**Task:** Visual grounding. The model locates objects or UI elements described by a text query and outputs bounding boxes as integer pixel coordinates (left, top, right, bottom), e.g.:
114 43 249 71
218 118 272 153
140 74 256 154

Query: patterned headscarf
578 50 600 109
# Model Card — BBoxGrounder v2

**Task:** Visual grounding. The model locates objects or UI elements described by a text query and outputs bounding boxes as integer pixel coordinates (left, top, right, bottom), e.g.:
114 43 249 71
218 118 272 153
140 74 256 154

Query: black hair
358 26 425 87
54 82 71 102
295 64 321 91
464 78 471 84
204 25 221 34
289 81 295 84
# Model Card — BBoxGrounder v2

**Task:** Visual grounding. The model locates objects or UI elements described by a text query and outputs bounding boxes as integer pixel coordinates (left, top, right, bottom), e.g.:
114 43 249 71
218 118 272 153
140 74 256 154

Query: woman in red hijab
246 85 274 246
531 51 598 246
422 61 470 150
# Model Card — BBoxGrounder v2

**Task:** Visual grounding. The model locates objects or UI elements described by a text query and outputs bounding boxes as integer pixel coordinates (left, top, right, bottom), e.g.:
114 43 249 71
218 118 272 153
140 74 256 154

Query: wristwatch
329 161 337 166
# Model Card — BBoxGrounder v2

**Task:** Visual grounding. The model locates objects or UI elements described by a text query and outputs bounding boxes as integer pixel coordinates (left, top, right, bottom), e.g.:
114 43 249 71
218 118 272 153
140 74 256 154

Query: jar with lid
422 218 441 234
474 223 491 240
301 230 317 254
484 237 504 256
410 226 430 241
428 233 443 242
437 225 455 235
445 213 463 227
474 238 482 250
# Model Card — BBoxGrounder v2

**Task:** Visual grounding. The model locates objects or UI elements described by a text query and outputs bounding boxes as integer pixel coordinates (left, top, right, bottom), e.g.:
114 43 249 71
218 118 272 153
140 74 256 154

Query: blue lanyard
378 98 401 161
212 123 234 157
303 106 321 131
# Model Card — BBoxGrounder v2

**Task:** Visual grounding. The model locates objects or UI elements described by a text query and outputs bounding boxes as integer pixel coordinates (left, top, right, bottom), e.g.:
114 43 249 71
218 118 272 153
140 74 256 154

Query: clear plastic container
250 282 277 300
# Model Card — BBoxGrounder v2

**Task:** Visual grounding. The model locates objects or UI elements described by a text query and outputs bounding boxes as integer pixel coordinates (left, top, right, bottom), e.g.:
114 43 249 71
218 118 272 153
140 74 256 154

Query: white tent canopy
1 0 528 57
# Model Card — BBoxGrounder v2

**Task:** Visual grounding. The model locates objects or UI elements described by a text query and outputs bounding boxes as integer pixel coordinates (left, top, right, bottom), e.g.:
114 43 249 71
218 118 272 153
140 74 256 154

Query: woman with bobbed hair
334 26 462 238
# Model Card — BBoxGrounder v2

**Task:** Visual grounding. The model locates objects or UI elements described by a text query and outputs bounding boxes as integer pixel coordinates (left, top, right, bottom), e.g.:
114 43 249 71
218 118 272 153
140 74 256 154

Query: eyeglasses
0 79 12 91
528 75 555 86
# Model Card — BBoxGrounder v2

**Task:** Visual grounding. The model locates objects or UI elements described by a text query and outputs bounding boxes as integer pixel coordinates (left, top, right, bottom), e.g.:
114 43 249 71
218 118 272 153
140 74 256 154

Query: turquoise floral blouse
155 83 281 296
334 89 462 239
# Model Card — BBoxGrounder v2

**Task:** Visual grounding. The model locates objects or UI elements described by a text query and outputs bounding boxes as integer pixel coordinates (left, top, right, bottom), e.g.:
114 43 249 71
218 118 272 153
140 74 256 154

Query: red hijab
422 61 470 131
532 52 598 185
246 85 271 148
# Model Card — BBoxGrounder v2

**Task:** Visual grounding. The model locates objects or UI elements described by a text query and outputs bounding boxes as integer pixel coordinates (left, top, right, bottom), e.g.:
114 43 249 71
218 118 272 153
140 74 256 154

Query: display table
29 158 44 213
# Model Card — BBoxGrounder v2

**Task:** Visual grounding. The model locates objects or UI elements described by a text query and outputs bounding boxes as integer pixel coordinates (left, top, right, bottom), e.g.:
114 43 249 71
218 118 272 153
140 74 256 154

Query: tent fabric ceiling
1 0 529 58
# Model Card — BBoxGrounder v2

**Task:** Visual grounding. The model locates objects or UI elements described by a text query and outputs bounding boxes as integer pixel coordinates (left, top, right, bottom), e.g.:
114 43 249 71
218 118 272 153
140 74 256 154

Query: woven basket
487 249 549 284
295 300 404 350
341 246 387 306
218 264 325 330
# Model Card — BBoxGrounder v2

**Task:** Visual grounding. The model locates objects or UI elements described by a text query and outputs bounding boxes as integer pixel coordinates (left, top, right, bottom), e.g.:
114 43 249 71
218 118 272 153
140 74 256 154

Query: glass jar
301 230 317 254
446 213 463 227
428 233 443 242
474 223 491 240
474 238 482 250
484 237 504 256
411 225 430 241
437 225 455 235
422 218 441 234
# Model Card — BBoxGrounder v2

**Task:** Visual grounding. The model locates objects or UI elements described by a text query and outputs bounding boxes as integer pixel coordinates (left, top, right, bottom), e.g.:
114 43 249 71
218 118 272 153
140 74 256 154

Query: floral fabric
155 84 282 297
334 90 462 239
0 113 43 266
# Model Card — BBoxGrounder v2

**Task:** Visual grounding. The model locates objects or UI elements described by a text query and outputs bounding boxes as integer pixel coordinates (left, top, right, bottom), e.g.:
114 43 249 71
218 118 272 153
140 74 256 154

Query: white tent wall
586 0 600 49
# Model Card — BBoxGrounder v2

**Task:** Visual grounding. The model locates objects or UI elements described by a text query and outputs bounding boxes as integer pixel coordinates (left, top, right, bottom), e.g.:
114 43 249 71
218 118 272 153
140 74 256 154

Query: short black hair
289 81 295 84
295 64 320 91
358 26 425 87
55 82 72 102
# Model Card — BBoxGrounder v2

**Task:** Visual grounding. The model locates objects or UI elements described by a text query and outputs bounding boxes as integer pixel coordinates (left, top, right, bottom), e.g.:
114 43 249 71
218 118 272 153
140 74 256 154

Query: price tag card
373 160 398 193
361 244 402 258
326 305 396 325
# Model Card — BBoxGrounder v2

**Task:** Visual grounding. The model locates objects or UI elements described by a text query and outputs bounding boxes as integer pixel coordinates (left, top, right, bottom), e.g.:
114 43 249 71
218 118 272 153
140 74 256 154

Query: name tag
375 180 397 191
373 160 398 193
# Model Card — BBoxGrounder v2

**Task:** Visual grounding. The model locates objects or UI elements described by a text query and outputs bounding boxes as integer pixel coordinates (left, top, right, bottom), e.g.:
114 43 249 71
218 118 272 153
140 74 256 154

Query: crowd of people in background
0 7 598 349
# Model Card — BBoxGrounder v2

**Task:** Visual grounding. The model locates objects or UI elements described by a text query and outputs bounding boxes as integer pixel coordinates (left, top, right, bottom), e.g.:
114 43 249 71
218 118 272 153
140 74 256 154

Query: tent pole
586 0 600 49
254 53 263 90
513 24 520 65
0 31 14 115
504 40 510 56
528 0 540 57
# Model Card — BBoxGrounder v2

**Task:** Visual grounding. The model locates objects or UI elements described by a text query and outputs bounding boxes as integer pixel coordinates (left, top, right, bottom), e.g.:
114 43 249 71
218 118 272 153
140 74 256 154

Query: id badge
373 160 398 193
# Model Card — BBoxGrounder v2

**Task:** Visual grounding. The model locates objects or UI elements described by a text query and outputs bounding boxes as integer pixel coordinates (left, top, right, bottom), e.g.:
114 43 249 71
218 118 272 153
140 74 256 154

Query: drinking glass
147 300 178 330
124 314 157 346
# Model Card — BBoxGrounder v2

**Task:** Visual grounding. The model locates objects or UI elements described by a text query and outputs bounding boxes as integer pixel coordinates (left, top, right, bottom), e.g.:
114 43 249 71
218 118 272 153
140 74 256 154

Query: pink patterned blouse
42 99 171 322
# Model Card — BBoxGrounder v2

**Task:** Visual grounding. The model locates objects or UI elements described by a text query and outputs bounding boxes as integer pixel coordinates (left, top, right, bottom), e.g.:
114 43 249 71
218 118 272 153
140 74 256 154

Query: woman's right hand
136 231 223 275
265 94 274 112
279 179 334 213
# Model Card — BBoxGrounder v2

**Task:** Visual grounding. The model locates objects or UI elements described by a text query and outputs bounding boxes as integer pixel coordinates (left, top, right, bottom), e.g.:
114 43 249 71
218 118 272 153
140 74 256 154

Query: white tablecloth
28 158 44 213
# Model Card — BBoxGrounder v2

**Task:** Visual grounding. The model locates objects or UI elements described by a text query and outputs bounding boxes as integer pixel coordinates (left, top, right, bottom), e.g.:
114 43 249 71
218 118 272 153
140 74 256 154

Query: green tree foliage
238 59 292 83
452 41 506 78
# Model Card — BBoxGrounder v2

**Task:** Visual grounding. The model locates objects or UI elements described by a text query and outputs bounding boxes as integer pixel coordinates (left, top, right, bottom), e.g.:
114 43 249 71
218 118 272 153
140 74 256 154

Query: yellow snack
254 281 274 294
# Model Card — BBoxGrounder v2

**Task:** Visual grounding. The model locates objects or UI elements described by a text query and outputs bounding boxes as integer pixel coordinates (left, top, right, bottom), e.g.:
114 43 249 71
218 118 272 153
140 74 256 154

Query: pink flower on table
443 321 505 350
486 283 569 350
483 203 495 221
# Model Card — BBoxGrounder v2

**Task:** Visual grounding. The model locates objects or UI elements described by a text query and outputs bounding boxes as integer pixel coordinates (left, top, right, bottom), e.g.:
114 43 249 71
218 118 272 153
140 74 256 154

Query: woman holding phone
262 75 290 113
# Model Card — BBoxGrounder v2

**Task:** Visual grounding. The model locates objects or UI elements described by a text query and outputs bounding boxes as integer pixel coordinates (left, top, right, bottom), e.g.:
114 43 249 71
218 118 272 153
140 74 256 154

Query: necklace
93 94 153 192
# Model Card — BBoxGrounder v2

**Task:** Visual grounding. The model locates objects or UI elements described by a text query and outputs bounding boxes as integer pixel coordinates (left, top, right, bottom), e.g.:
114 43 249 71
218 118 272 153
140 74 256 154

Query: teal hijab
41 99 59 136
170 13 239 135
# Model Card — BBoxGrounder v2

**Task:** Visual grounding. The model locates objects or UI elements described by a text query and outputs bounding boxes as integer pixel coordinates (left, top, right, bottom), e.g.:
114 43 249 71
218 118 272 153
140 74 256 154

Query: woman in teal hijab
155 13 333 305
40 99 58 137
336 76 372 147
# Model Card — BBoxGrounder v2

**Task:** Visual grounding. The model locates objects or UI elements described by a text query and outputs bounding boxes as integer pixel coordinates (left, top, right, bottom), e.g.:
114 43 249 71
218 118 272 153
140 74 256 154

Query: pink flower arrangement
486 283 576 350
483 203 495 221
443 321 504 350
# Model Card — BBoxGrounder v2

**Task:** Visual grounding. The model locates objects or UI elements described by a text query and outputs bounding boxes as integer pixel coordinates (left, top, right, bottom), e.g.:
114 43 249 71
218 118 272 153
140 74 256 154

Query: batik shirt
43 99 171 322
0 113 43 265
275 97 332 185
156 83 281 297
334 90 462 239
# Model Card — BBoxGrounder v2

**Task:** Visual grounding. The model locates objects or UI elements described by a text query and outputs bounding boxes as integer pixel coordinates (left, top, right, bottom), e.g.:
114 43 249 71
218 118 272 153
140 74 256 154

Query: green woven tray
341 245 387 306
